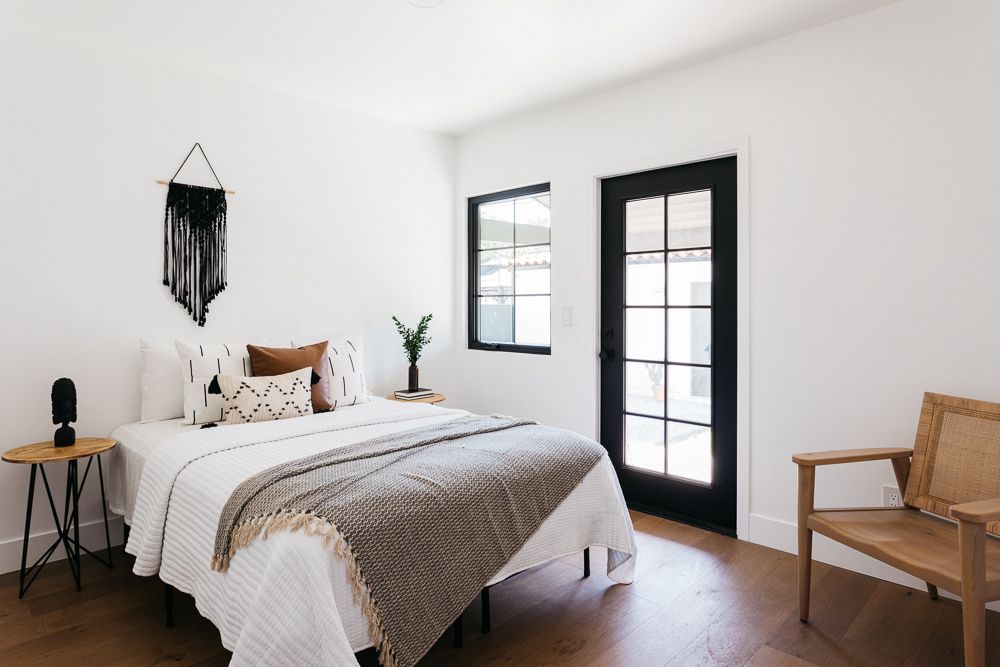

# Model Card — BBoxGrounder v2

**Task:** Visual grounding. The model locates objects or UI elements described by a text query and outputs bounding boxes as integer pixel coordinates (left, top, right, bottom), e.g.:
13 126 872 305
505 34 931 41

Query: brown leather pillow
246 341 332 412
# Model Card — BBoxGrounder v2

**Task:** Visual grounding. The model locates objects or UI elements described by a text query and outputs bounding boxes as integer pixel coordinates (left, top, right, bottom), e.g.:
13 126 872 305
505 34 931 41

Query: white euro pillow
140 339 184 422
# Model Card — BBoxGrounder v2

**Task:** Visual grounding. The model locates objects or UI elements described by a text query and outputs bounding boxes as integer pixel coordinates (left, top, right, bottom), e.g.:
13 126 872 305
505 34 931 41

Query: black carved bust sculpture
51 378 77 447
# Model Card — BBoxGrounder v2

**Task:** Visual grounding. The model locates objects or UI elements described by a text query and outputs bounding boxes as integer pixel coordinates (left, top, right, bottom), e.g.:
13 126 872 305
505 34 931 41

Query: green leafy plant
392 314 433 365
645 362 663 385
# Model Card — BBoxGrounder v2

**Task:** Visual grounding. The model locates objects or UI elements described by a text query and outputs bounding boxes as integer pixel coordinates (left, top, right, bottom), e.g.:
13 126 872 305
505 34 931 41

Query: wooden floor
2 511 998 666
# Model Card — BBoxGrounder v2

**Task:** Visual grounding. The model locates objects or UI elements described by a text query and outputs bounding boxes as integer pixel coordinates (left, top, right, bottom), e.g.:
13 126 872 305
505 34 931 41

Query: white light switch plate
561 306 573 326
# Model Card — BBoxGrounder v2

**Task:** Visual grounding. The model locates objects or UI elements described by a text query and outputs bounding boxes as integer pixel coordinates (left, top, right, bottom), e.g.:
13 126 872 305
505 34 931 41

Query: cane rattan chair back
905 392 1000 536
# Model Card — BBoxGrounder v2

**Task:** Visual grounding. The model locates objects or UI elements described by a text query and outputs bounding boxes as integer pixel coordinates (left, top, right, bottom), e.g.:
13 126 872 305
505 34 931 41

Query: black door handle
598 349 614 361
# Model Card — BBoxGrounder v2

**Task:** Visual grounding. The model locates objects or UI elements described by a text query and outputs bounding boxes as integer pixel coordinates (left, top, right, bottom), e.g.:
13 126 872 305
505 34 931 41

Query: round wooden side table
2 437 117 598
384 393 446 405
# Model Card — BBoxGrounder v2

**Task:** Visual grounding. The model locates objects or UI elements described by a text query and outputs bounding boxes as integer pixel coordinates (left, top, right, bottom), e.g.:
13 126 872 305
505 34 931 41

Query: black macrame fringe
163 182 228 326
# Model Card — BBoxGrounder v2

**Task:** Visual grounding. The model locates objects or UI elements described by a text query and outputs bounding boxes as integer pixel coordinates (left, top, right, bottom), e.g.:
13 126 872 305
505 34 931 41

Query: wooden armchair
794 392 1000 667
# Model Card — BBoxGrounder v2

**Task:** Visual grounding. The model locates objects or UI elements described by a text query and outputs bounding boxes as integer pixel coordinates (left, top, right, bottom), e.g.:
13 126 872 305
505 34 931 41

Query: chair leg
926 582 939 600
797 465 816 623
583 547 590 578
959 521 986 667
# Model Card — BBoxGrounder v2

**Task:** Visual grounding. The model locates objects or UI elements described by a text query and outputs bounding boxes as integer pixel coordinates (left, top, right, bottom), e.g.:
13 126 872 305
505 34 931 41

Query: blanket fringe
211 511 401 667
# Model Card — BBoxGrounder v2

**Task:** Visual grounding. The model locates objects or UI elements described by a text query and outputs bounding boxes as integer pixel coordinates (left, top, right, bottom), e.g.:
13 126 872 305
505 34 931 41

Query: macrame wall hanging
159 143 235 326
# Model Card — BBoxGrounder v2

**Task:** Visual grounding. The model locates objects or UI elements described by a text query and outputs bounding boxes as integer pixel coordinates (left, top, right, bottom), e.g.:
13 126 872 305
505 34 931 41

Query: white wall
0 24 456 573
454 0 1000 592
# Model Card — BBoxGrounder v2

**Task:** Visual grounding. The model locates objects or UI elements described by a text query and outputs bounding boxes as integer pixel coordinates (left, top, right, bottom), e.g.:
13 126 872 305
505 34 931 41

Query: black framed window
468 183 551 354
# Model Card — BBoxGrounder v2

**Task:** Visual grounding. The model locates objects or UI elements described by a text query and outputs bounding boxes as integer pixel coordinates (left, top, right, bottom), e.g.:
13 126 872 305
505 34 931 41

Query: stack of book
394 388 435 401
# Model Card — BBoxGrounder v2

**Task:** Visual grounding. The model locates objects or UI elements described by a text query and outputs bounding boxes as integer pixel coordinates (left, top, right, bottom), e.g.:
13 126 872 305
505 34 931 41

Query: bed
112 398 637 667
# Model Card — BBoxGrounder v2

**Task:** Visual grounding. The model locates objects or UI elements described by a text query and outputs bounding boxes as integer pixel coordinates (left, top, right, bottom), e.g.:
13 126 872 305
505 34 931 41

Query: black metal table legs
17 455 114 598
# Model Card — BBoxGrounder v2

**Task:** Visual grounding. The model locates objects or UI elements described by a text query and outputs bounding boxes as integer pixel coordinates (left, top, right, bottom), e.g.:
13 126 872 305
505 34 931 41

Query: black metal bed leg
165 583 175 628
481 587 491 634
452 614 463 648
583 547 590 578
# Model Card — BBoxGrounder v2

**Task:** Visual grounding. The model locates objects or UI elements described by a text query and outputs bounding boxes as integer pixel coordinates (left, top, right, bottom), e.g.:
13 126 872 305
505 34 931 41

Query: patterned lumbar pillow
176 340 254 425
291 336 369 409
216 367 314 425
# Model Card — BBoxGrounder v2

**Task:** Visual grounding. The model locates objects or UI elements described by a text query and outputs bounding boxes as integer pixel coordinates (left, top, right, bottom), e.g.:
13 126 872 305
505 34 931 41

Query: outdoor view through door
600 157 737 534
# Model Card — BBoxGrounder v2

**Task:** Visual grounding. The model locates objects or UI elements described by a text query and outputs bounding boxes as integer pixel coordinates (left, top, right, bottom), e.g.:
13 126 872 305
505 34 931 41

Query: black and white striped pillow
175 340 253 425
292 336 369 409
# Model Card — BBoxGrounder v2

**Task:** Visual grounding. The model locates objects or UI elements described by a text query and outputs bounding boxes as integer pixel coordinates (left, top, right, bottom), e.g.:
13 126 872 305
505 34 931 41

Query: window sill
469 342 551 355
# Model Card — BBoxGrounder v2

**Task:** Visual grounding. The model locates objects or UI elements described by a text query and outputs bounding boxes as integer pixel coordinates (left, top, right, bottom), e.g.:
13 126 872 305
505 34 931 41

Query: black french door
600 157 737 535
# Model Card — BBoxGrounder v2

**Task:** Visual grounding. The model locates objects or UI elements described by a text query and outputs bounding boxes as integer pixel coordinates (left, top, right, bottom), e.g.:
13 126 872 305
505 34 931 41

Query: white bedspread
125 399 636 667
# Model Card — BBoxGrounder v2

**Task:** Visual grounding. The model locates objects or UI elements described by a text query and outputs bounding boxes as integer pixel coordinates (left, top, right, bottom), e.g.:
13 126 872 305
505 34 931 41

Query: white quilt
126 399 637 666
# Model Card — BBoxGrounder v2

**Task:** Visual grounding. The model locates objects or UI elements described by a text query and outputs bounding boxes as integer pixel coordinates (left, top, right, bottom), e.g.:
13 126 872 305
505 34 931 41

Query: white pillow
140 339 184 422
292 335 369 408
175 340 253 425
217 367 314 425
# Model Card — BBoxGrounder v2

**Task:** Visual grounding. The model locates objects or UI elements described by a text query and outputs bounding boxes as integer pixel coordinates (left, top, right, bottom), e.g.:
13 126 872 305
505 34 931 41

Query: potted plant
645 363 665 401
392 314 433 391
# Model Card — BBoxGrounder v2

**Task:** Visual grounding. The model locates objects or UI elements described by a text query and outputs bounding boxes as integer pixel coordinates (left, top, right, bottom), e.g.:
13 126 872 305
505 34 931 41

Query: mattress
109 417 196 523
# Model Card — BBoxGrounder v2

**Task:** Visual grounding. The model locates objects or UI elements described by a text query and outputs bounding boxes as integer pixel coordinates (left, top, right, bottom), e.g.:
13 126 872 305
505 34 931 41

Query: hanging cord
170 142 226 191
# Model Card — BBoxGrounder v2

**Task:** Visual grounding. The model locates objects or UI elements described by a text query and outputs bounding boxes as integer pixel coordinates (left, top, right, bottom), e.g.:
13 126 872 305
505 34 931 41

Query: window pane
514 296 550 347
478 297 513 343
625 414 665 473
626 308 664 361
479 200 514 249
667 421 712 483
626 361 664 417
625 197 664 253
667 190 710 249
667 365 711 425
667 308 711 365
514 194 550 245
667 250 711 306
515 245 550 295
626 253 664 306
478 249 513 296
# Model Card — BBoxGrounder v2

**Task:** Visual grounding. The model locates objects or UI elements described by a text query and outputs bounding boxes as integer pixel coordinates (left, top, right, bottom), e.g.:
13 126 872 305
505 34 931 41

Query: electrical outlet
883 485 903 507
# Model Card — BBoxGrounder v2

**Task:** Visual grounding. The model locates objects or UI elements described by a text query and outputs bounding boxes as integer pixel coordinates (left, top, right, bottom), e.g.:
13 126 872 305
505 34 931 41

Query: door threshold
627 501 736 538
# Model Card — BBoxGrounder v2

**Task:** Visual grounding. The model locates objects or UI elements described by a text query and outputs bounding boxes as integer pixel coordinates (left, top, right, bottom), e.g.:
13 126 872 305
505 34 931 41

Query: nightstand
2 437 116 598
385 393 446 405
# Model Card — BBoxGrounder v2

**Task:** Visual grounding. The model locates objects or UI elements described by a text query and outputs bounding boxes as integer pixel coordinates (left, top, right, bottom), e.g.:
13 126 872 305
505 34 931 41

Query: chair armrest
950 498 1000 524
792 448 912 466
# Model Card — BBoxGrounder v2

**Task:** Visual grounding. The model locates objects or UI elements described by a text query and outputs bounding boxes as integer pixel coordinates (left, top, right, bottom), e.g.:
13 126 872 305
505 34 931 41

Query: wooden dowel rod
156 179 236 195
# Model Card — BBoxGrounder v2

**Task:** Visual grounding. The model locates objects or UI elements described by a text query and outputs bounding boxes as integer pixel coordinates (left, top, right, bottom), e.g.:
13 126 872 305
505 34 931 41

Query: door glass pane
478 249 513 295
667 421 712 483
626 253 664 306
478 297 512 343
668 190 711 249
479 200 515 249
514 296 550 347
625 414 665 473
625 197 665 252
667 309 711 365
667 250 711 306
667 365 711 425
514 194 550 245
626 308 664 361
515 245 550 294
626 361 664 417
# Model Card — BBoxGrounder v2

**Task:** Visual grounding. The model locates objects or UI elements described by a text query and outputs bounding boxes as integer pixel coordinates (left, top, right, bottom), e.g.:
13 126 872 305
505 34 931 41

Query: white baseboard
0 515 125 576
748 512 1000 611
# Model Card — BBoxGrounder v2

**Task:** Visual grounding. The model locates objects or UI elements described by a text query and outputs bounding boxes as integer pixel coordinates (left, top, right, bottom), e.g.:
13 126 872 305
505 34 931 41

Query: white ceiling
8 0 898 135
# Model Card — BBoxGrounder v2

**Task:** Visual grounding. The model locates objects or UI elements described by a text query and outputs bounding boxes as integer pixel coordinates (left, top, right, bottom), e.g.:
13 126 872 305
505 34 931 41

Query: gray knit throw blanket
211 415 606 667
